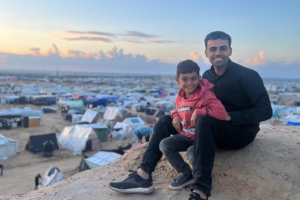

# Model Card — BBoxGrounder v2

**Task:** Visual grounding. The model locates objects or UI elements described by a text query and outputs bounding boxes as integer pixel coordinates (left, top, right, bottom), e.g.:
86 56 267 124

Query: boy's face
176 72 201 97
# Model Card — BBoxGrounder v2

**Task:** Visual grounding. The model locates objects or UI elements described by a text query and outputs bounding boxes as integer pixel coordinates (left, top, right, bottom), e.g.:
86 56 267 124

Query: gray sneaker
169 174 193 190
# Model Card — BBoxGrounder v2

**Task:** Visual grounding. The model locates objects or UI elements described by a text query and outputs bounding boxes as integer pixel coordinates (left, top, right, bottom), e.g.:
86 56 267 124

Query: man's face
176 72 201 97
205 39 232 69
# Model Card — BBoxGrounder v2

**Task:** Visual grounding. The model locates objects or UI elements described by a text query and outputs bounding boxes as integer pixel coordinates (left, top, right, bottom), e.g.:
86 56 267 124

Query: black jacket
203 59 272 126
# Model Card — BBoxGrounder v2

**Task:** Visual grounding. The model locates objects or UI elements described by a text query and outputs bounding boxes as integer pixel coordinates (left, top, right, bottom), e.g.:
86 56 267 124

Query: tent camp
39 166 65 188
0 134 18 159
111 122 136 140
79 151 121 172
80 109 99 124
26 133 59 154
122 117 145 129
58 124 107 154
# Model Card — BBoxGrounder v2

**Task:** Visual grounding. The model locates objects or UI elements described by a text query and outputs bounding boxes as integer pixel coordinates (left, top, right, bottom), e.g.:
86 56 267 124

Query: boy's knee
159 139 169 153
186 145 194 165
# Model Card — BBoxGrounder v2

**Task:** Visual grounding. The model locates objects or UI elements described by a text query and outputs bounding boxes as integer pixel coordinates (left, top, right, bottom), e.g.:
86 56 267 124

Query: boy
159 59 227 190
109 59 226 194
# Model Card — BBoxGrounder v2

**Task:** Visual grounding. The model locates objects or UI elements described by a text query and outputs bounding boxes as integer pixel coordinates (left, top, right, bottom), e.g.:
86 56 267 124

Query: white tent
85 151 121 169
103 107 128 121
72 114 83 124
80 109 98 123
112 122 136 140
58 124 105 153
40 166 65 187
122 117 145 129
0 134 18 159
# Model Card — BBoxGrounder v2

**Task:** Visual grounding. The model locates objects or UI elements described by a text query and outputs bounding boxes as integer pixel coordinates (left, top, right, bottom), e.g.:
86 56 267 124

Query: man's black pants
139 115 259 197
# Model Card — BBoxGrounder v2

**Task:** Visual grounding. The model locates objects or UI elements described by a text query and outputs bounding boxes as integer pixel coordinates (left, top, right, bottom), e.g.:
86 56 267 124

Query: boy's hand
226 112 231 121
172 116 182 133
190 109 198 126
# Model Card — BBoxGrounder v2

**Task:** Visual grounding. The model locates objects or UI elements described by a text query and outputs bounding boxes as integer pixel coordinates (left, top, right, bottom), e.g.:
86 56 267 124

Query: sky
0 0 299 78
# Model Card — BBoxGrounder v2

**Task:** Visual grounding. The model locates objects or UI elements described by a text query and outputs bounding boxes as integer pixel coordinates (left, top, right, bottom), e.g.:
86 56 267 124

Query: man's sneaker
169 173 193 190
109 170 155 194
188 192 208 200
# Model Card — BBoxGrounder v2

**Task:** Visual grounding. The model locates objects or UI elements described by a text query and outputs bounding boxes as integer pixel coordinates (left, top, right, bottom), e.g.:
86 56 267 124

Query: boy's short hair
177 59 200 78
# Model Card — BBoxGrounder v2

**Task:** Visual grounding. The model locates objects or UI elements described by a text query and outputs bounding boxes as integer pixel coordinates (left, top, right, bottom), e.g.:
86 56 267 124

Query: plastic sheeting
0 134 18 159
103 107 127 121
40 166 65 187
111 122 136 140
58 124 106 153
122 117 145 129
85 151 121 169
81 109 98 123
0 108 43 125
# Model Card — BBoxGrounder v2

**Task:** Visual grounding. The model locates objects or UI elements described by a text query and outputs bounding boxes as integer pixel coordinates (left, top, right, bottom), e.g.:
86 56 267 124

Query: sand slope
2 126 300 200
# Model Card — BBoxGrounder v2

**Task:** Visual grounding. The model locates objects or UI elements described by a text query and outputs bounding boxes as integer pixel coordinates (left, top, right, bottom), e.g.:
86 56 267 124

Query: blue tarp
58 94 73 98
287 121 300 126
90 97 119 106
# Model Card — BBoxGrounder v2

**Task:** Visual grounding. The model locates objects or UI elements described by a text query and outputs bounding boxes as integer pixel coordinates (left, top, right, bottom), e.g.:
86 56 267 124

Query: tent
26 133 59 154
122 117 145 129
0 108 43 126
103 107 129 121
68 99 85 113
111 122 136 140
0 134 18 159
58 124 106 154
40 166 65 187
80 109 99 124
82 151 121 171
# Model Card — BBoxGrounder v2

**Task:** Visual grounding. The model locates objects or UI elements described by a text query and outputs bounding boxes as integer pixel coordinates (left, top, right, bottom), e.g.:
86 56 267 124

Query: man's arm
228 70 272 125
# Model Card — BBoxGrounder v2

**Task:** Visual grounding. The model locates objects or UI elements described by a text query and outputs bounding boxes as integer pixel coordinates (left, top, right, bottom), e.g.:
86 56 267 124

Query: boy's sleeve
170 97 179 119
195 91 227 120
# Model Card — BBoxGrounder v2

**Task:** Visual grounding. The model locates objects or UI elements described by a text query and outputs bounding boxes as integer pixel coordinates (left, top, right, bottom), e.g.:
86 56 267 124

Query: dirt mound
3 126 300 200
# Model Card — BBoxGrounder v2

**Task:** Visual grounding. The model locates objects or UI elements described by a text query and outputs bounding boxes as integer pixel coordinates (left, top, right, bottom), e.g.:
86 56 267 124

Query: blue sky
0 0 299 78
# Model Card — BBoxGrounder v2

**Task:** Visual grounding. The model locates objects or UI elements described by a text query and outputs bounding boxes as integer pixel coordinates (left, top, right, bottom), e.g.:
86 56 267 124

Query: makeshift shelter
90 96 119 107
80 109 100 124
30 95 56 105
0 134 18 159
0 108 43 126
122 117 145 129
58 124 106 153
71 114 84 124
79 151 121 172
111 122 136 140
40 166 65 187
103 107 130 122
68 99 85 114
26 133 59 154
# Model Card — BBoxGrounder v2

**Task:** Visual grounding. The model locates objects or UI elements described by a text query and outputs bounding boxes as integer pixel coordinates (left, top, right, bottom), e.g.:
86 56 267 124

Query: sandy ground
0 103 128 197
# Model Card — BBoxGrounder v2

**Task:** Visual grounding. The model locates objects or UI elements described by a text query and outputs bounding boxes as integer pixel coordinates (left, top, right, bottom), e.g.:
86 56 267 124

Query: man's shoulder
230 61 260 76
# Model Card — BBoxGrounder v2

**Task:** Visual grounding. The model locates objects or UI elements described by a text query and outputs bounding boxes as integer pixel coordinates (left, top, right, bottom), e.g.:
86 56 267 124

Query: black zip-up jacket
203 59 272 127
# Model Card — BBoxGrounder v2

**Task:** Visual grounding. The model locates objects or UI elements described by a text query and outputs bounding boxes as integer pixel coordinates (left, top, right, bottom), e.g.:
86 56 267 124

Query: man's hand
172 116 182 133
190 109 198 126
226 112 231 121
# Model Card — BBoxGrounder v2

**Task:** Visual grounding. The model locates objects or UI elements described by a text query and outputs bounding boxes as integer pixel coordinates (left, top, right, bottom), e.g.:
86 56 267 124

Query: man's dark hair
204 31 232 49
176 59 200 78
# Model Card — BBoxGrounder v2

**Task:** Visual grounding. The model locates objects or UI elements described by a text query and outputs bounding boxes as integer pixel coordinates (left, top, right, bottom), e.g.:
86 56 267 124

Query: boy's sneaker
109 170 155 194
188 192 208 200
169 173 193 190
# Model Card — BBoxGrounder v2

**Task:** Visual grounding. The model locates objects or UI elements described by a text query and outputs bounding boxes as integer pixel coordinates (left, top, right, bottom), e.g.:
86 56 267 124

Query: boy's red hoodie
170 79 227 139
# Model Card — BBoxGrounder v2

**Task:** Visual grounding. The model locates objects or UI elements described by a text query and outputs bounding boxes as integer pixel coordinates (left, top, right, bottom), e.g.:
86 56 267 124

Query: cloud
149 40 173 44
245 51 265 66
61 30 115 37
126 31 157 38
61 36 112 43
45 44 59 56
28 48 41 56
190 51 200 61
121 40 145 44
63 50 94 58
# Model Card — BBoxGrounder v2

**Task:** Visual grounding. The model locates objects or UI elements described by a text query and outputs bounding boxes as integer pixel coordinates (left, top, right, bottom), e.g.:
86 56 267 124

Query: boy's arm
195 92 227 120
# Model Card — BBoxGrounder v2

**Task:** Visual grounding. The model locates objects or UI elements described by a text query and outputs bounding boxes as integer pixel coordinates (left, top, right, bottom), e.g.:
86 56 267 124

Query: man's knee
157 115 172 126
186 145 194 165
196 115 216 128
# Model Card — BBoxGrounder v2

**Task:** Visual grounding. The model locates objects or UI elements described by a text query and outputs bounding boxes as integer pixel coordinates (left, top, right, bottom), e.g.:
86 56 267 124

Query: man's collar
210 59 233 78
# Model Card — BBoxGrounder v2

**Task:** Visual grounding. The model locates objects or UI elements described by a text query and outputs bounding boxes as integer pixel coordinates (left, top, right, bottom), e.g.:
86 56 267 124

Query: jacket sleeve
228 71 272 125
170 97 179 119
195 91 227 120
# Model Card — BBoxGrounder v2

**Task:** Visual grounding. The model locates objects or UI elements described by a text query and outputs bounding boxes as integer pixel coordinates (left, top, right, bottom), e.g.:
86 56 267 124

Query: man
0 164 3 176
109 31 272 200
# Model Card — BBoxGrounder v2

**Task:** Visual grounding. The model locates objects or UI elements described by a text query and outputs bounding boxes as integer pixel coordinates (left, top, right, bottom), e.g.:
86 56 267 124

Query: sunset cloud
63 50 94 58
121 40 145 44
61 36 112 43
190 51 200 61
126 31 157 38
245 51 266 66
45 44 59 56
149 40 173 44
28 47 41 56
61 30 115 37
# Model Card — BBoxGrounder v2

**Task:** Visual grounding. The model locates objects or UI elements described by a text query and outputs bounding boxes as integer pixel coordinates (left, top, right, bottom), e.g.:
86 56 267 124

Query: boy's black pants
139 115 258 197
